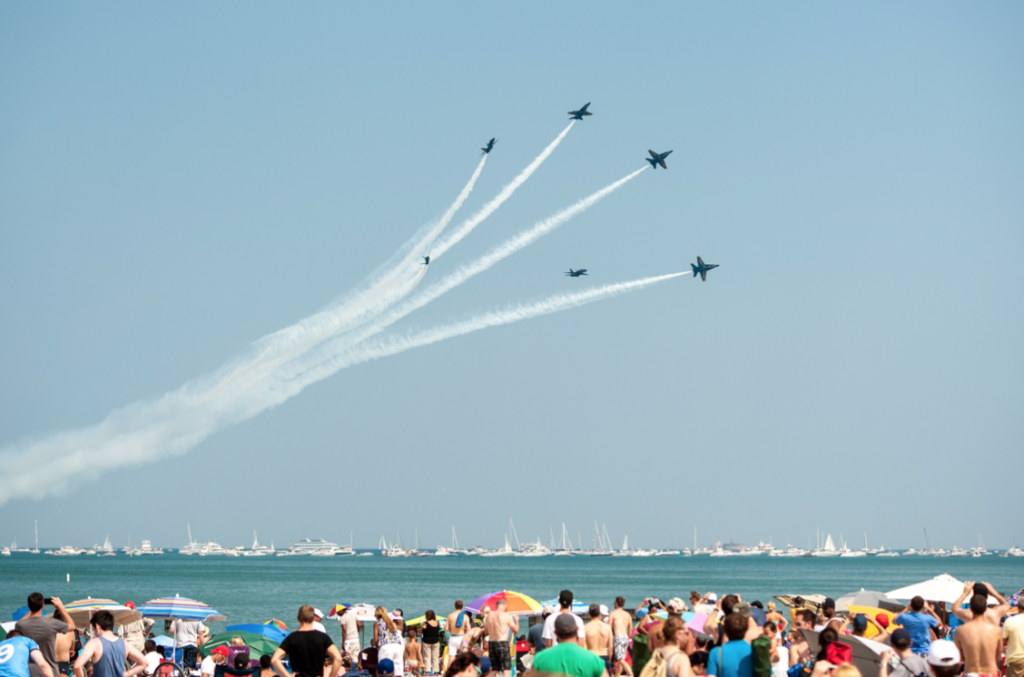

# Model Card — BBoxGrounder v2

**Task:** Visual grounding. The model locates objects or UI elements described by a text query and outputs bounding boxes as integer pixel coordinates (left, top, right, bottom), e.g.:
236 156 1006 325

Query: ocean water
3 553 1021 636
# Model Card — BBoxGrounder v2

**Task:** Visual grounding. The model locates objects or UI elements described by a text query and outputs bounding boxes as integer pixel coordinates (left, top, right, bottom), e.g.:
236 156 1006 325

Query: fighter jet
690 256 718 282
481 138 496 155
565 268 588 277
646 149 673 170
422 256 430 266
568 103 593 120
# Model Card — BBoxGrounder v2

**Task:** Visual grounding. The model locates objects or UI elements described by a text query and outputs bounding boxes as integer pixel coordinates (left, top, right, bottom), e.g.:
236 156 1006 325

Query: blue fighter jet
568 103 593 120
565 268 588 277
481 138 496 155
422 256 430 266
690 256 718 282
646 149 673 170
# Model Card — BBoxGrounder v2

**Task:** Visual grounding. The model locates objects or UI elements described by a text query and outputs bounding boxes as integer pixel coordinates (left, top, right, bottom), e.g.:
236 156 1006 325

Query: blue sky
1 1 1022 551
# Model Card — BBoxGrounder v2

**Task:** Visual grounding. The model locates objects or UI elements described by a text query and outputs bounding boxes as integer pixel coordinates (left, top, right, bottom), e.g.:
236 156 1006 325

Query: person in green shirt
533 615 608 677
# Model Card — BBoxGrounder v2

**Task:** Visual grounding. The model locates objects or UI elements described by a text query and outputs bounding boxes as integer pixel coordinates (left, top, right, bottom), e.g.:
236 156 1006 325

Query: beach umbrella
63 598 143 627
405 615 448 629
885 574 999 605
800 628 888 677
263 620 287 630
345 604 378 623
835 590 903 613
687 613 709 636
846 606 897 640
225 624 287 643
539 598 589 615
466 591 542 615
12 606 29 621
199 631 280 658
138 595 226 621
152 636 175 648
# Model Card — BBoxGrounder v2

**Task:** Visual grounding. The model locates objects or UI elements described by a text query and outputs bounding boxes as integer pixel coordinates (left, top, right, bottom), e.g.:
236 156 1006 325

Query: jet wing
649 149 658 158
697 256 705 266
659 159 667 169
700 270 707 282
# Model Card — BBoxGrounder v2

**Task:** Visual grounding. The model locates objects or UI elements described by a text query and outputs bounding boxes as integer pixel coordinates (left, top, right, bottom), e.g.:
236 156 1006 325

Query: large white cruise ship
281 537 340 555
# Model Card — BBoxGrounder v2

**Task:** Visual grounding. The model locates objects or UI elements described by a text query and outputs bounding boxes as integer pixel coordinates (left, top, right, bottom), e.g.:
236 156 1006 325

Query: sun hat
667 598 687 614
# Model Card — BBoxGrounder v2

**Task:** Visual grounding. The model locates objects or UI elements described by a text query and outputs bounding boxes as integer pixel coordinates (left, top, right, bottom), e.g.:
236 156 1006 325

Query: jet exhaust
431 121 576 259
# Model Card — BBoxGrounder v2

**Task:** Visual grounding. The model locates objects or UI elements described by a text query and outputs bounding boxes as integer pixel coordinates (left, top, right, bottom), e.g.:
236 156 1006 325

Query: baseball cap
554 613 578 635
927 640 960 667
559 590 574 606
972 583 989 598
733 602 752 619
212 647 230 657
599 604 609 617
706 593 718 603
667 598 686 614
875 613 890 628
852 614 867 632
125 601 135 610
377 659 395 675
542 604 556 616
313 608 324 619
478 657 491 674
890 628 911 648
822 598 836 609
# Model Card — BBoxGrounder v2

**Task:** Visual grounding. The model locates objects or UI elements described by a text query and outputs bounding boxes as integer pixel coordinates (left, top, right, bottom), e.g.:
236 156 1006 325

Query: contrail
288 272 688 380
0 272 681 505
180 156 487 405
431 122 575 259
285 166 651 373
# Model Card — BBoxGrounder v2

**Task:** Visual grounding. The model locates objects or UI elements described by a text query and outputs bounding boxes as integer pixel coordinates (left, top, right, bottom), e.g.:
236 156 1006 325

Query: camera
44 598 53 605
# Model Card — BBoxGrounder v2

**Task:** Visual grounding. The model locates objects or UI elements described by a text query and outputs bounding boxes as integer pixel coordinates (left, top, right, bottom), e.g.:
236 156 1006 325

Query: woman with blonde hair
374 606 405 676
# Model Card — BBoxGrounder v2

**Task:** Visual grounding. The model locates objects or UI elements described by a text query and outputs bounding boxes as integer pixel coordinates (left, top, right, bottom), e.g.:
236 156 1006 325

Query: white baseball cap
313 608 324 619
927 640 960 667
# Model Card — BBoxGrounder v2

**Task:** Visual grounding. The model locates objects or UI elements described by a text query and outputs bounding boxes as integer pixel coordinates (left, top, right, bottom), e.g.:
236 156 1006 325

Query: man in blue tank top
72 611 148 677
0 630 54 677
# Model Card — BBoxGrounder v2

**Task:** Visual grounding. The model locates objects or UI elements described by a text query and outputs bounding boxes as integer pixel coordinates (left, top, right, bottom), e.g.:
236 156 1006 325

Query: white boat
481 535 516 557
1 547 10 556
813 534 841 557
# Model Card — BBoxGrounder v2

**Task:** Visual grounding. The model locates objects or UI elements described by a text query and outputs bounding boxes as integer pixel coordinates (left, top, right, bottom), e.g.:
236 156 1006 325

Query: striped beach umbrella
137 594 226 621
263 619 287 630
465 591 542 615
63 598 143 626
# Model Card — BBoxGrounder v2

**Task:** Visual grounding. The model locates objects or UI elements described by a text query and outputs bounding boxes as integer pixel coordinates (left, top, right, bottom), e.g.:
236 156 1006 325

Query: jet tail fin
691 264 698 277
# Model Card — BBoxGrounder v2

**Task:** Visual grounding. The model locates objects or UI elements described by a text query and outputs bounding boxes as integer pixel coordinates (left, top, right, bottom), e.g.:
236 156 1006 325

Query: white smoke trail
173 156 488 407
431 122 575 259
288 272 688 381
0 271 680 505
278 166 651 377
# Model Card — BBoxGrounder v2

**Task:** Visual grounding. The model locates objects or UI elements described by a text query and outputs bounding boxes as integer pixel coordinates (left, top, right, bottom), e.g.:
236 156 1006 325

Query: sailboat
553 523 574 556
813 533 841 557
481 534 515 557
244 531 270 556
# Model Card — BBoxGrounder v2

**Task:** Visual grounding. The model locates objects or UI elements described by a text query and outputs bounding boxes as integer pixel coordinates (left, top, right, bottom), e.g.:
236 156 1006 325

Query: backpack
752 635 774 677
639 648 680 677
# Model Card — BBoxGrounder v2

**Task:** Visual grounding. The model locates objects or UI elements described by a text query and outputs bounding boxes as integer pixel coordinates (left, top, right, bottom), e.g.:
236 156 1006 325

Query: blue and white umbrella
137 594 225 621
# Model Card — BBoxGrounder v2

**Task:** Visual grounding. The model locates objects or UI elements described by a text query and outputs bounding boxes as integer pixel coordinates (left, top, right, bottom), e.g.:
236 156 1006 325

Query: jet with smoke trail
431 122 575 260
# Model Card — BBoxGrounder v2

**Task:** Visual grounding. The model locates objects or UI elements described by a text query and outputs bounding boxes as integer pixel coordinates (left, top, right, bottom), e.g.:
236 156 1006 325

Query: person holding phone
14 594 74 677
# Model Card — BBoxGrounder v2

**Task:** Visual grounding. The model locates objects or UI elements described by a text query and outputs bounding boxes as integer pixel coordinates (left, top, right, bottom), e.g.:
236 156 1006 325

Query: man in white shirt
312 610 328 634
338 608 360 664
169 619 203 667
542 591 585 648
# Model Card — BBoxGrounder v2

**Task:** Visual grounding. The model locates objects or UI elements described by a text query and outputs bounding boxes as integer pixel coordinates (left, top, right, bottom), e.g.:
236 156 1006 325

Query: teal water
3 553 1021 636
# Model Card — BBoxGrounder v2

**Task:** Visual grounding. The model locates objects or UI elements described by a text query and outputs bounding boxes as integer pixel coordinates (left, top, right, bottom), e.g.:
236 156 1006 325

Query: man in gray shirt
15 593 75 677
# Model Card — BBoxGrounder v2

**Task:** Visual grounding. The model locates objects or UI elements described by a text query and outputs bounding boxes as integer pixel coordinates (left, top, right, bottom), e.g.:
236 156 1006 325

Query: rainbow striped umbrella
64 598 142 626
263 619 287 630
137 595 226 621
465 590 542 615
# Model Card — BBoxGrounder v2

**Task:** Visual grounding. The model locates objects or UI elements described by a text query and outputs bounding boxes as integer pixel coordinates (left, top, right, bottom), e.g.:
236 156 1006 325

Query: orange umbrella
465 591 542 615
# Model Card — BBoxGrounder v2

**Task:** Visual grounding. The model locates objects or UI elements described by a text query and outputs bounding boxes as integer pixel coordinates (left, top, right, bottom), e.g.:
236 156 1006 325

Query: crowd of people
3 583 1022 677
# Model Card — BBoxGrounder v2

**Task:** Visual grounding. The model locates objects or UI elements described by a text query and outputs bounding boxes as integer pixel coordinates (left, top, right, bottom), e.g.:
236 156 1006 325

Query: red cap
875 613 890 628
125 601 135 610
212 647 230 657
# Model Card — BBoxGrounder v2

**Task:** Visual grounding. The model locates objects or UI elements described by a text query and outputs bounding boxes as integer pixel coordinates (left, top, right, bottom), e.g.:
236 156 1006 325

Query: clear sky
1 2 1022 552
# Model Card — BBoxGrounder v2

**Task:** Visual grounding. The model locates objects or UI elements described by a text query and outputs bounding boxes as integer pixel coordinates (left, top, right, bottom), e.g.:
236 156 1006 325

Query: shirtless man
585 605 613 674
482 600 518 677
445 601 470 670
954 595 1003 677
788 610 816 668
952 582 1010 627
608 598 633 677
